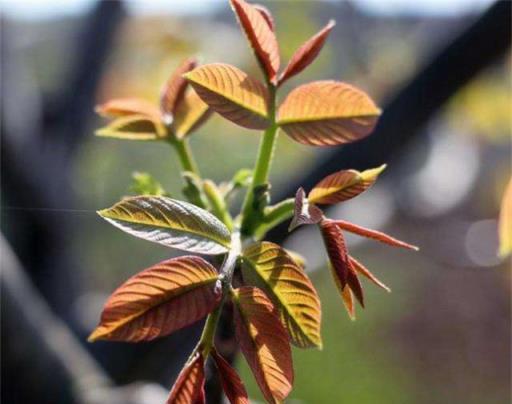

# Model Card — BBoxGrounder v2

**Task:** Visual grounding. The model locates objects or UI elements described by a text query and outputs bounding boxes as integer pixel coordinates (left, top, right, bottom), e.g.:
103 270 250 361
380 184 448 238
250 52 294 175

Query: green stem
253 197 295 239
203 180 234 231
171 137 200 176
240 86 278 236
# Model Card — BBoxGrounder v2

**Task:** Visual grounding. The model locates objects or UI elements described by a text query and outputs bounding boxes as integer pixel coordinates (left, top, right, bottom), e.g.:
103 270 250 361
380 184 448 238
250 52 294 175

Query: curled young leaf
98 196 231 255
242 242 322 348
95 114 164 140
160 57 198 123
96 97 161 121
277 81 381 146
130 171 168 196
88 256 221 342
334 219 418 250
232 287 293 404
172 89 211 139
278 20 335 86
499 177 512 257
319 219 350 288
167 352 206 404
289 187 323 231
184 63 270 130
211 349 249 404
229 0 280 83
308 165 386 205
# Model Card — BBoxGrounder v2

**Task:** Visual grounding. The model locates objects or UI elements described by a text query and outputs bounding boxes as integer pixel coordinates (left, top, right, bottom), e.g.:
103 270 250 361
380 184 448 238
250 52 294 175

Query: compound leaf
308 165 386 205
88 256 221 342
277 81 381 146
241 242 322 348
98 196 231 255
232 287 293 404
184 63 269 130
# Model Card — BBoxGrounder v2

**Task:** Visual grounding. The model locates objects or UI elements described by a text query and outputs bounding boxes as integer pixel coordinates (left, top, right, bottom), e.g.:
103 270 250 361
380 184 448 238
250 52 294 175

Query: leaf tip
87 328 103 342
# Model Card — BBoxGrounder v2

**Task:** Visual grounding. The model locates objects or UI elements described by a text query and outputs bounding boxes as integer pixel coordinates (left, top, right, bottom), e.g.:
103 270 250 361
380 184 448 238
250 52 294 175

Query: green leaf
130 172 168 196
98 196 231 255
241 242 322 348
95 114 165 140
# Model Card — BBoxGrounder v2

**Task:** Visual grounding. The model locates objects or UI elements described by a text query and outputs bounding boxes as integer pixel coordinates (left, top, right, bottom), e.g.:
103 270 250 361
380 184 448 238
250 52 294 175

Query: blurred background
1 0 510 403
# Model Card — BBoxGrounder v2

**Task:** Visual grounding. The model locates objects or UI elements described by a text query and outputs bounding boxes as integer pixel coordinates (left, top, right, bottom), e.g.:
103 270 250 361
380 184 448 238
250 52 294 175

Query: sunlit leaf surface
95 114 164 140
308 165 386 205
277 81 381 146
160 57 197 122
185 63 269 130
499 177 512 257
98 196 231 255
242 242 322 348
173 89 211 139
232 286 293 403
230 0 280 83
278 20 335 86
88 256 221 342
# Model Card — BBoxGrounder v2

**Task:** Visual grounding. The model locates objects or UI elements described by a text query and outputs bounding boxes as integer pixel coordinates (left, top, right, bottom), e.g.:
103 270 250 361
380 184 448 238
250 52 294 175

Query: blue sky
1 0 496 20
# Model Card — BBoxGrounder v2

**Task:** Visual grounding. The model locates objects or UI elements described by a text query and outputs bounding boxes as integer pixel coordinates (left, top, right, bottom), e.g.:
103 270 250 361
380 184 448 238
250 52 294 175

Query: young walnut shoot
89 1 418 402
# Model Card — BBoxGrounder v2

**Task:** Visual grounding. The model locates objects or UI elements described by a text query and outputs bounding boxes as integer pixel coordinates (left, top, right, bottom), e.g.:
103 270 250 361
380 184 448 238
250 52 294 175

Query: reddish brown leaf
308 165 385 205
88 256 221 342
334 219 419 250
232 287 293 403
289 187 324 231
253 4 275 31
277 81 381 146
349 255 391 293
346 264 364 308
211 349 249 404
184 63 270 130
328 261 356 320
167 353 206 404
319 219 350 288
278 20 335 86
229 0 280 83
96 97 161 121
160 57 197 123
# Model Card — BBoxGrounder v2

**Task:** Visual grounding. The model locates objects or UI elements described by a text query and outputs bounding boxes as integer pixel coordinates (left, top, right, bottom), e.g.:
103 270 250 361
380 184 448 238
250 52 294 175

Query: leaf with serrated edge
232 287 293 403
96 114 164 140
96 97 161 121
334 219 418 250
160 58 197 123
278 20 335 86
173 89 212 139
308 165 386 205
277 81 381 146
98 196 231 255
499 177 512 257
88 256 221 342
211 349 249 404
167 352 205 404
184 63 269 130
289 187 324 231
242 242 322 348
229 0 280 83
